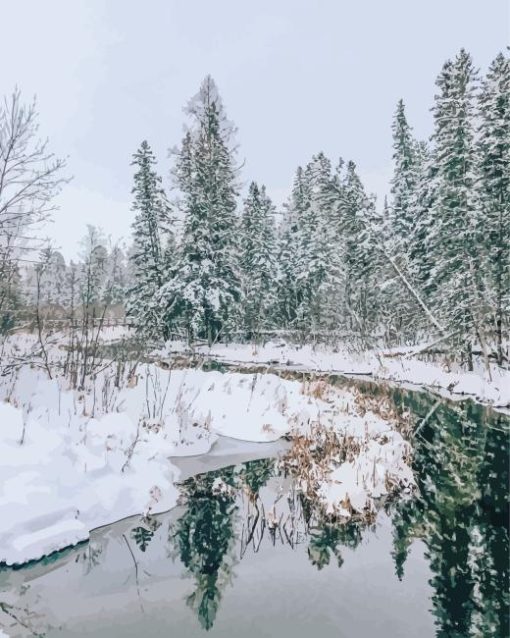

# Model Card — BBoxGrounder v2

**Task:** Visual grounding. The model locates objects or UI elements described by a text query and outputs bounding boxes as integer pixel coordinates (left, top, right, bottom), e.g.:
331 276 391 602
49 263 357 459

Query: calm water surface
1 383 508 637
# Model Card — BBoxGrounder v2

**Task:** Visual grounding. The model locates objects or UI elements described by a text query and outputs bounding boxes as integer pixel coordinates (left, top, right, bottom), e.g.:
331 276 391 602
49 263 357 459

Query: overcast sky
1 0 508 259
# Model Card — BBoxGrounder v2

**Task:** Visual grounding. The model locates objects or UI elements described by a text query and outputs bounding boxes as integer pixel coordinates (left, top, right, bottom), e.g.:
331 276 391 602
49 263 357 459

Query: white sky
1 0 508 259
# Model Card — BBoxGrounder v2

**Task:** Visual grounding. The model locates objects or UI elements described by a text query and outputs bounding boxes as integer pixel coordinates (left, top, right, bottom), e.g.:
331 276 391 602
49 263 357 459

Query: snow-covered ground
5 330 503 568
161 340 510 407
0 348 413 566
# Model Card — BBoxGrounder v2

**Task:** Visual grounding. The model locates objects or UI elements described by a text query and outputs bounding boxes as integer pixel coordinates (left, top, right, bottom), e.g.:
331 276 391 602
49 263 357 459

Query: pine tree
0 259 21 334
305 153 343 332
79 226 108 310
25 248 67 309
390 99 419 249
127 141 173 339
477 52 510 364
41 249 67 308
277 155 343 338
387 102 431 343
277 166 309 331
275 215 295 331
338 160 381 342
105 245 127 307
162 77 241 344
427 50 481 363
240 182 277 338
405 140 437 310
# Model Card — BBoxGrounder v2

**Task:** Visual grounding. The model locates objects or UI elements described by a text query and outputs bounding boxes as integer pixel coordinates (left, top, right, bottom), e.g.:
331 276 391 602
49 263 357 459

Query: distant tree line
23 228 129 318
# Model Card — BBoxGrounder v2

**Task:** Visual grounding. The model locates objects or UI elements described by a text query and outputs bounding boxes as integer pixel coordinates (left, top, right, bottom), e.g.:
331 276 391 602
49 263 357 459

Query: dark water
0 385 509 638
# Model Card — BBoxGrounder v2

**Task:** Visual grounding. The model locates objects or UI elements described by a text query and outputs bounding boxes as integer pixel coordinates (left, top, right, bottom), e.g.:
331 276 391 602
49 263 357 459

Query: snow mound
318 431 414 516
0 400 180 566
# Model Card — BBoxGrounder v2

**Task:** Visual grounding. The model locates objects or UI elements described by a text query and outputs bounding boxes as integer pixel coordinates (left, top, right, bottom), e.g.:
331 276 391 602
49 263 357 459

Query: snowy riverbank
3 331 505 567
0 358 413 566
161 340 510 408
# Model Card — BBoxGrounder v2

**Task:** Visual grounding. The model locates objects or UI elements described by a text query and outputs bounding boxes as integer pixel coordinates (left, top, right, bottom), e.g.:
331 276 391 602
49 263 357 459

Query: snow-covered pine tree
386 103 431 343
40 249 67 308
105 244 128 308
338 160 381 343
0 259 20 334
127 140 173 339
390 99 419 248
304 152 344 334
277 154 343 339
161 77 241 344
276 171 302 330
406 140 436 300
240 181 277 339
276 165 312 335
376 194 403 343
24 248 67 310
477 52 510 364
78 227 109 314
427 50 481 364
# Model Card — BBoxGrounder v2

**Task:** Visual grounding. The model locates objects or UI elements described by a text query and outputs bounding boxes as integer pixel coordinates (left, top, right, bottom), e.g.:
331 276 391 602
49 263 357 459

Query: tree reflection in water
159 386 509 635
390 392 509 638
307 520 365 570
2 388 506 636
167 451 379 629
169 467 239 630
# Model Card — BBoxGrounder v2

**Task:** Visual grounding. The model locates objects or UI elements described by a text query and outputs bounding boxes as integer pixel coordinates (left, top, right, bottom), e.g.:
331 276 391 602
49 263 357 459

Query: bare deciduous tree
0 88 68 332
